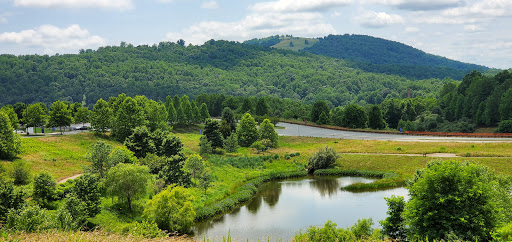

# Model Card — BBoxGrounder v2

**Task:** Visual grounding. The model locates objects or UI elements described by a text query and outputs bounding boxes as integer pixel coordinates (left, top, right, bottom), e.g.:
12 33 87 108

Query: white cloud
0 24 106 54
354 11 404 28
464 24 481 32
366 0 463 11
249 0 353 13
201 1 219 9
443 0 512 17
166 12 336 45
13 0 134 10
405 27 419 32
415 15 478 24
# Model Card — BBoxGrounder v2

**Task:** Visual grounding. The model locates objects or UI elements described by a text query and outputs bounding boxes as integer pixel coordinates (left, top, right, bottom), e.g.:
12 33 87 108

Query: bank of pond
193 174 408 241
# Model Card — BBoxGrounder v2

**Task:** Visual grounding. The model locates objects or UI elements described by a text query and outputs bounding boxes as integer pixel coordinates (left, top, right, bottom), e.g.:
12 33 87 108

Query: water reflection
194 176 408 241
309 176 340 197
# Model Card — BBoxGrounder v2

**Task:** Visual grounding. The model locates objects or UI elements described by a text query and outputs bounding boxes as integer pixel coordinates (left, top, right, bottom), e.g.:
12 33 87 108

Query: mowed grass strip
278 136 512 157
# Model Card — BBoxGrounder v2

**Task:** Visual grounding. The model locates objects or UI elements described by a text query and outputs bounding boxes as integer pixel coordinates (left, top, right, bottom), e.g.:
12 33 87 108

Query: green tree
237 113 259 147
197 170 212 195
499 89 512 121
87 141 113 178
221 107 236 133
239 98 253 114
60 193 88 229
204 119 223 148
145 100 168 132
342 104 367 129
0 106 19 131
380 195 406 240
255 97 269 116
404 160 502 241
199 103 210 123
191 101 201 124
306 146 338 173
91 98 112 133
74 106 90 126
330 106 344 126
157 154 191 186
48 100 73 134
166 102 177 125
317 111 330 125
180 95 193 126
496 119 512 133
259 119 278 148
182 154 205 183
124 126 156 158
0 111 21 160
23 103 47 134
142 185 195 234
368 105 386 130
72 173 101 217
176 104 186 126
199 136 213 155
112 97 147 141
0 180 25 220
10 161 30 185
310 100 330 123
105 163 150 210
223 133 239 153
33 172 56 205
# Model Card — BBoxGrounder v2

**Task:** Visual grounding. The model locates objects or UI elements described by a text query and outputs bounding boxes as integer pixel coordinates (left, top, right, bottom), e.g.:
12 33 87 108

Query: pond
193 176 409 241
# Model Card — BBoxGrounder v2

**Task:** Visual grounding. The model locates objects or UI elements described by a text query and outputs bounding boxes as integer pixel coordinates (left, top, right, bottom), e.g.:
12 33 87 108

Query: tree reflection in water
309 176 340 198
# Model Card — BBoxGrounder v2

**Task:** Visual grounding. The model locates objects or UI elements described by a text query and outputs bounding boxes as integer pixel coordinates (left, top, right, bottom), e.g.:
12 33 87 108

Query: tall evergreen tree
237 113 259 147
258 119 278 148
310 100 330 123
199 103 210 123
204 119 223 148
180 95 193 125
255 97 269 116
0 112 21 160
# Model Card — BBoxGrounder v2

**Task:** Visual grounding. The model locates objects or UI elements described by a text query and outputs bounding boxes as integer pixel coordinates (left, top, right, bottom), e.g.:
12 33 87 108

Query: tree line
0 40 450 109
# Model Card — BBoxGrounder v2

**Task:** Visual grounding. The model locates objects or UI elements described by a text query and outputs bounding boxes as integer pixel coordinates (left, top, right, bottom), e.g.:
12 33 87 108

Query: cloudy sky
0 0 511 69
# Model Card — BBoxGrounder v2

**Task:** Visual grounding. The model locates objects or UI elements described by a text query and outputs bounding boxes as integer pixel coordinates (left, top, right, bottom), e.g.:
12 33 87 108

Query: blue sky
0 0 511 69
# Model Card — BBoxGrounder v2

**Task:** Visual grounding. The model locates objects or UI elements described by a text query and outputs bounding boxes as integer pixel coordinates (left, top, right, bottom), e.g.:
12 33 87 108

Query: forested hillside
301 34 489 80
0 40 449 108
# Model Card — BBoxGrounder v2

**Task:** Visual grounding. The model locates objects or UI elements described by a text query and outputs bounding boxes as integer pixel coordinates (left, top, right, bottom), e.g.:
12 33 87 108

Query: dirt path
57 173 82 184
340 153 459 157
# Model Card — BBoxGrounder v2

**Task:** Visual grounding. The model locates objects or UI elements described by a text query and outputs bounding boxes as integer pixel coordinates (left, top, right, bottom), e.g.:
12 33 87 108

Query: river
193 176 408 241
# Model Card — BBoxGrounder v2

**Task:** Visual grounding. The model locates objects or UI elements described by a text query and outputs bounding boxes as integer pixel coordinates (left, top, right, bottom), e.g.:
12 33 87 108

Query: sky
0 0 511 69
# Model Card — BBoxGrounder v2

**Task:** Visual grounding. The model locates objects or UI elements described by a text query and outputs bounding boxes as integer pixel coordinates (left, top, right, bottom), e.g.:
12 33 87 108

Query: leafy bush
143 186 195 234
0 180 25 220
10 161 31 185
294 219 377 241
306 146 339 173
223 133 239 153
6 205 52 232
199 136 213 155
496 119 512 133
380 195 406 240
130 221 167 238
33 172 56 204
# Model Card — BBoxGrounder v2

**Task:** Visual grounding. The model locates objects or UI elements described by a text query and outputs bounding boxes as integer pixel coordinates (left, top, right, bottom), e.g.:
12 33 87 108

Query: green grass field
271 37 319 52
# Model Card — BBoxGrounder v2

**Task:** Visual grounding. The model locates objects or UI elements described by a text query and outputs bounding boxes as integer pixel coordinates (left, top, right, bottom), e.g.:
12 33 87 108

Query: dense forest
301 34 489 80
0 40 450 108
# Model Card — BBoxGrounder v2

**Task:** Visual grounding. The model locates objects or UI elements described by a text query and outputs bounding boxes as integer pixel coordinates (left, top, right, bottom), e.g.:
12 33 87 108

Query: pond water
193 176 409 241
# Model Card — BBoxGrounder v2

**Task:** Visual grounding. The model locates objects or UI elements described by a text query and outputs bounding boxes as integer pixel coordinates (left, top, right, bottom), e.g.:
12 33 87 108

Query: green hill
301 34 489 80
0 40 449 107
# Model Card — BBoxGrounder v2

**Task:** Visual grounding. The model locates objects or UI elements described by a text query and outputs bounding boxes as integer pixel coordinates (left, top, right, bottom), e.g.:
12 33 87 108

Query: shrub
404 160 504 241
33 172 56 204
130 221 167 238
380 195 406 240
10 161 31 185
306 146 339 173
143 185 195 234
0 180 25 220
6 205 52 232
223 133 239 153
199 136 213 155
496 119 512 133
250 141 266 153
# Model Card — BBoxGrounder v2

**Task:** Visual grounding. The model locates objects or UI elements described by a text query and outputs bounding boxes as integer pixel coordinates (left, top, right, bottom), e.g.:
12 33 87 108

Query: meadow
3 129 512 240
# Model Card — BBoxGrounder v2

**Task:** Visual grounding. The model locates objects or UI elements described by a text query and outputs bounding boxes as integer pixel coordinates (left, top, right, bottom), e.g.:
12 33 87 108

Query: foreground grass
3 230 191 242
